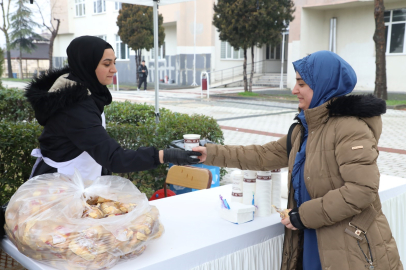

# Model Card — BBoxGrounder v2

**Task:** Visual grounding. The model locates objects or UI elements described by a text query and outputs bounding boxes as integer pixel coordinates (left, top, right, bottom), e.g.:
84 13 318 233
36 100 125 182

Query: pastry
272 205 291 219
97 197 112 203
136 231 148 241
119 203 137 213
100 202 122 215
69 239 96 261
86 196 99 205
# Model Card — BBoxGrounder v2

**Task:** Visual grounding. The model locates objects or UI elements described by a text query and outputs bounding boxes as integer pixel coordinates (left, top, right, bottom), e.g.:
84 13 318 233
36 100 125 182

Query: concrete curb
210 94 299 104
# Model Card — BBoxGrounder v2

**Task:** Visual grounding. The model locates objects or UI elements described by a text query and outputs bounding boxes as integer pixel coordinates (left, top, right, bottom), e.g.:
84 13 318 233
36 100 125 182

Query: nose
111 64 117 74
292 82 300 95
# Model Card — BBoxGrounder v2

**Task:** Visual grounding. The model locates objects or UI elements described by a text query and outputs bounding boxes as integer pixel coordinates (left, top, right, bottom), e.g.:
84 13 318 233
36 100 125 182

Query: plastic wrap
4 170 164 270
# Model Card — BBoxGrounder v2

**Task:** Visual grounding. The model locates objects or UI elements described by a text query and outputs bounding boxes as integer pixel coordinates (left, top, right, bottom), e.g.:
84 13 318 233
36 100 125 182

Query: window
115 35 130 60
220 41 244 60
95 35 106 41
266 44 282 60
385 9 406 54
75 0 85 17
151 43 166 60
115 2 122 10
93 0 106 14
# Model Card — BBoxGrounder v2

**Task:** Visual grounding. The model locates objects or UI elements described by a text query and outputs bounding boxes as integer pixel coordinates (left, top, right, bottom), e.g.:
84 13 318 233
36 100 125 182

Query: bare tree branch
6 0 11 30
35 1 53 33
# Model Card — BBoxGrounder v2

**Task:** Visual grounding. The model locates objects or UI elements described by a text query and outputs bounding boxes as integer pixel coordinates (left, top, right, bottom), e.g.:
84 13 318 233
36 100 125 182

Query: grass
2 78 31 82
237 92 260 97
386 100 406 106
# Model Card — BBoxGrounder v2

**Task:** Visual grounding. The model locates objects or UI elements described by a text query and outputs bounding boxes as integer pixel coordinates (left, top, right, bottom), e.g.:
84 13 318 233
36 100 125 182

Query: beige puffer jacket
204 95 403 270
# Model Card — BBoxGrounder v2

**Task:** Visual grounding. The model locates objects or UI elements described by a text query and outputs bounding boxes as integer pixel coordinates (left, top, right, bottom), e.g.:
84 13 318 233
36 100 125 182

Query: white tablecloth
1 174 406 270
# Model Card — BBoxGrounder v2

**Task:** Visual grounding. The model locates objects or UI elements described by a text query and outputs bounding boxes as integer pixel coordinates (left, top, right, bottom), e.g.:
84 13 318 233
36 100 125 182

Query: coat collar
298 94 386 130
304 102 329 131
25 67 91 126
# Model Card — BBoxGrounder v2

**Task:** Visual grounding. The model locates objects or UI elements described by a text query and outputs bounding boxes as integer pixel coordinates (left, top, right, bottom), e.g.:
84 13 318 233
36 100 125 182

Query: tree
0 0 14 78
373 0 387 100
9 0 41 79
0 47 4 87
35 0 61 69
116 4 165 84
213 0 294 92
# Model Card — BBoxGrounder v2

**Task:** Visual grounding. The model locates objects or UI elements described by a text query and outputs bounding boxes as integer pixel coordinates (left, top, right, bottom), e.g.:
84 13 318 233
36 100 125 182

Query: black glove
289 207 307 230
163 148 202 165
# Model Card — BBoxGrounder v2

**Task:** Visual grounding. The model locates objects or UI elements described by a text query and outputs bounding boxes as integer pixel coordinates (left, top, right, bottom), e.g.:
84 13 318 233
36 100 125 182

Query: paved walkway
111 88 406 181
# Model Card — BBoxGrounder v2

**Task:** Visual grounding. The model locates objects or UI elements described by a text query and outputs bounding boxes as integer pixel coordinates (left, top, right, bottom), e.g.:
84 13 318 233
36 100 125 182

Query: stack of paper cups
255 171 273 217
271 169 282 213
231 170 243 203
242 170 257 205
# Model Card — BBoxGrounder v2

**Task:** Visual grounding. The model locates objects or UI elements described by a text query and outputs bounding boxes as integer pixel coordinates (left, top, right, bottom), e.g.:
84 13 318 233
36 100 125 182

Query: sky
0 0 51 48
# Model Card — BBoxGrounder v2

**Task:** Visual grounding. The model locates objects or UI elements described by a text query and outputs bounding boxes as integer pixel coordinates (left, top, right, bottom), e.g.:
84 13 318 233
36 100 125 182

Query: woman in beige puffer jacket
194 51 403 270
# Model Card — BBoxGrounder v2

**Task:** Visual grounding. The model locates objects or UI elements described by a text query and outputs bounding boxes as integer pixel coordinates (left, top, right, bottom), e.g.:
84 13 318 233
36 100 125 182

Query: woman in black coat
0 36 198 238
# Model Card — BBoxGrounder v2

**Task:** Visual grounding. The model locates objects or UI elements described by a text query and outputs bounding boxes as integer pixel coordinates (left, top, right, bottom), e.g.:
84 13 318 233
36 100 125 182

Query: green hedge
0 122 42 205
0 89 224 203
0 88 35 122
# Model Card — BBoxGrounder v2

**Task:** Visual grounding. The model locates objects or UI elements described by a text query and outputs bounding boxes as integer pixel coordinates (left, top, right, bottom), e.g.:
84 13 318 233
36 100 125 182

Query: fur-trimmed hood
25 67 91 126
327 94 386 118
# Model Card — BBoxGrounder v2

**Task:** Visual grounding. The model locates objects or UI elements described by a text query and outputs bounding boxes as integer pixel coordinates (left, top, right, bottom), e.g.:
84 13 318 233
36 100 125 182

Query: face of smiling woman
292 71 314 110
95 49 117 85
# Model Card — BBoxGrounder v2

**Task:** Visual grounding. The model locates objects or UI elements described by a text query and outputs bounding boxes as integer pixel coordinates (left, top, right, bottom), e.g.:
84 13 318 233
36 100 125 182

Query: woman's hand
281 210 298 230
162 148 201 165
192 146 207 163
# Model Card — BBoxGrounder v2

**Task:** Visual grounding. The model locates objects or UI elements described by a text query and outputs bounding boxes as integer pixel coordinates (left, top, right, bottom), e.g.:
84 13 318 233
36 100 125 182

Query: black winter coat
138 65 148 78
25 67 160 177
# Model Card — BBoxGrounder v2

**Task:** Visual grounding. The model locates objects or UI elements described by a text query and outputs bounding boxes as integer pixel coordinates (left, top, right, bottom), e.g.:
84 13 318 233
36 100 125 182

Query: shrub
0 48 4 88
0 88 35 122
0 122 42 204
0 89 225 201
105 101 169 125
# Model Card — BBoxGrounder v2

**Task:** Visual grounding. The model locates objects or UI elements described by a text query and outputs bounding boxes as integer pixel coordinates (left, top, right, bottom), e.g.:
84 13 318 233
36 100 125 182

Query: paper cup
231 170 243 202
242 170 256 205
183 134 200 158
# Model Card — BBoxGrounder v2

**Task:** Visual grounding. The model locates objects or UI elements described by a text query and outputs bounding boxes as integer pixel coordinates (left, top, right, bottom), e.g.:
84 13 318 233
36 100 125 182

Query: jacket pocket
345 227 377 269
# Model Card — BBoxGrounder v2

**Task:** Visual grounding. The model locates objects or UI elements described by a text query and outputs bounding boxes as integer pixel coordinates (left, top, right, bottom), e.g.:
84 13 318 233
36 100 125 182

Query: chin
104 79 113 85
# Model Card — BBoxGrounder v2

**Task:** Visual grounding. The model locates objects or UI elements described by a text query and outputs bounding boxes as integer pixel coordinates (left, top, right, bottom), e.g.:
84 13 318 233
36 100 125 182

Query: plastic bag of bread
4 170 164 270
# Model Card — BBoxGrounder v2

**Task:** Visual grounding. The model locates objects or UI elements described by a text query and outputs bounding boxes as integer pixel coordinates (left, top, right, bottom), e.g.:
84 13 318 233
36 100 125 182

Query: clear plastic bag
4 170 164 270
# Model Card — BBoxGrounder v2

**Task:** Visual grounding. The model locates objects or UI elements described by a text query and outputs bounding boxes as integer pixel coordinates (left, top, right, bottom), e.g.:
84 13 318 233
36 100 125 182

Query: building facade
287 0 406 92
51 0 287 86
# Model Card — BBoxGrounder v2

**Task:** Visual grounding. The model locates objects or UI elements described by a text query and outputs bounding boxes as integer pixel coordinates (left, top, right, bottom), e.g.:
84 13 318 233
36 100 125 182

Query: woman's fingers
281 217 290 226
280 216 298 230
192 146 207 162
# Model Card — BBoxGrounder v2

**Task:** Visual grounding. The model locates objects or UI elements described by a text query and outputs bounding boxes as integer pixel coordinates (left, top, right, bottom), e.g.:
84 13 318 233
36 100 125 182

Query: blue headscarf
291 51 357 205
290 51 357 270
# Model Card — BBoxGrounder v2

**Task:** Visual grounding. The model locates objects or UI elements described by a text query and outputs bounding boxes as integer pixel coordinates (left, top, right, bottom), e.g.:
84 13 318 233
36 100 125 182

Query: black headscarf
66 36 114 113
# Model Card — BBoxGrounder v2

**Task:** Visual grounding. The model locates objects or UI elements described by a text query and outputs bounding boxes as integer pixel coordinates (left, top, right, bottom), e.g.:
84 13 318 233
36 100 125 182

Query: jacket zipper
305 116 330 270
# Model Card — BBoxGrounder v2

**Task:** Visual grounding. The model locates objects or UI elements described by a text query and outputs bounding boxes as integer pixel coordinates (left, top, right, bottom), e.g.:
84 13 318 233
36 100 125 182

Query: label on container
243 178 256 183
257 175 272 180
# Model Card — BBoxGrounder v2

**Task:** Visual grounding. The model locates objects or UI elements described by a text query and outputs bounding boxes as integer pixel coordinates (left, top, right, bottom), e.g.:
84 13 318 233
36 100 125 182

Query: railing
208 60 269 86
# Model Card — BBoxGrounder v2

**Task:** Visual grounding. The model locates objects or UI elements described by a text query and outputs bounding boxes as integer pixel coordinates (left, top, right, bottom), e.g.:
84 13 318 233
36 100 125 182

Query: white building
50 0 287 86
288 0 406 93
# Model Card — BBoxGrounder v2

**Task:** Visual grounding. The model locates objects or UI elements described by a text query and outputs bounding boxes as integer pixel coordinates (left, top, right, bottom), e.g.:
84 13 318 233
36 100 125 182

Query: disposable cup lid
183 134 201 139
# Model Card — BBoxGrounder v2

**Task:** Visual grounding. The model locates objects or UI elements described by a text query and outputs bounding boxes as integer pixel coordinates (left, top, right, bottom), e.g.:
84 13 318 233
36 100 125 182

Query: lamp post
191 0 198 86
153 0 160 123
279 31 288 89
